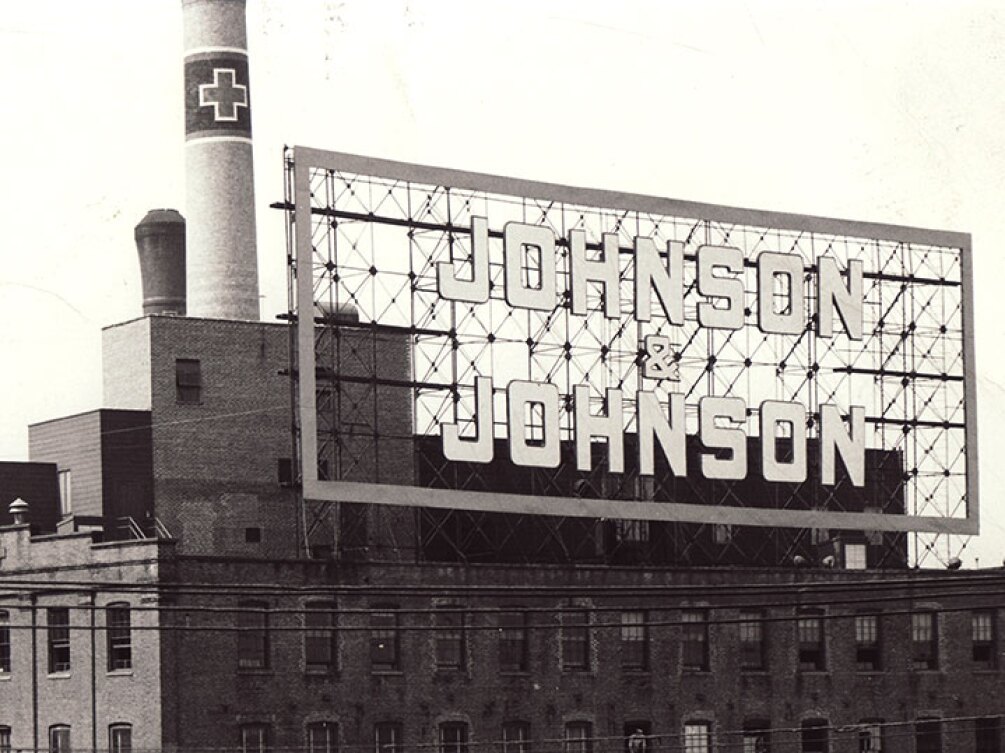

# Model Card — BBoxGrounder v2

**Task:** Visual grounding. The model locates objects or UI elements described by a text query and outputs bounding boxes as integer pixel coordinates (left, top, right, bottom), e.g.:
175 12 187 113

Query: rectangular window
371 607 400 671
109 725 132 753
503 723 530 753
58 469 72 517
240 724 271 753
0 610 10 674
912 612 938 670
615 520 650 544
50 726 71 753
561 609 590 670
797 609 826 671
175 359 202 404
0 727 10 753
743 721 769 753
439 723 469 753
739 611 766 670
858 723 882 753
375 723 402 753
434 607 465 670
684 723 711 753
855 614 881 671
278 458 294 486
307 722 338 753
565 722 593 753
682 610 709 671
107 604 132 671
916 720 941 753
625 723 651 753
621 611 648 670
845 543 867 570
801 721 828 753
499 611 528 672
237 601 269 670
976 718 1001 753
972 610 996 668
47 608 71 673
305 602 337 673
713 523 734 545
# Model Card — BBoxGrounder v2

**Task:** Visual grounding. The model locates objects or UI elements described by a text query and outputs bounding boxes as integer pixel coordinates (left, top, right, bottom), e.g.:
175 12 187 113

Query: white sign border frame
293 146 978 536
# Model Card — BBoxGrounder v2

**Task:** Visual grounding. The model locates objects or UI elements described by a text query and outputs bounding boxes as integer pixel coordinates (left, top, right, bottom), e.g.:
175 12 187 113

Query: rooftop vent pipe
8 498 28 525
135 209 187 316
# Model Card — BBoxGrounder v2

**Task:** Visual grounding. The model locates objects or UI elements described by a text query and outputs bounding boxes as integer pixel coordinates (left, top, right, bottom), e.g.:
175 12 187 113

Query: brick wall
159 556 1005 753
0 527 167 753
0 461 60 533
100 410 154 528
101 316 298 555
29 412 104 519
1 529 1002 753
103 318 153 411
142 316 298 557
28 411 153 534
313 324 414 486
101 315 417 560
310 324 416 561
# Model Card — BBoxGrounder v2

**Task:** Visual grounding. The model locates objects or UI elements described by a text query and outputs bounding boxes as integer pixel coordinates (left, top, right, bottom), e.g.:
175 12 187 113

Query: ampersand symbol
642 335 680 381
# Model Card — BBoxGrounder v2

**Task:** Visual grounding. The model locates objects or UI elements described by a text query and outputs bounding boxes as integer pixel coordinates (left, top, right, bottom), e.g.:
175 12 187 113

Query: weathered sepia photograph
0 3 1002 753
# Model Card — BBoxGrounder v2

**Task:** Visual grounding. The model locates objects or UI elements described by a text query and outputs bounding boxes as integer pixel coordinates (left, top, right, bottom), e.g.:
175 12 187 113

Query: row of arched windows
0 723 131 753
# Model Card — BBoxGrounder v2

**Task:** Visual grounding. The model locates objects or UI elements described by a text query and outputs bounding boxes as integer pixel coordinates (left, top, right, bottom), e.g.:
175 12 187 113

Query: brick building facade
0 525 1003 753
0 314 999 753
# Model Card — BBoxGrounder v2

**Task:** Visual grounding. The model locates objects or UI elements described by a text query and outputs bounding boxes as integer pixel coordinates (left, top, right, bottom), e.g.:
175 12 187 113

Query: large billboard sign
291 147 977 534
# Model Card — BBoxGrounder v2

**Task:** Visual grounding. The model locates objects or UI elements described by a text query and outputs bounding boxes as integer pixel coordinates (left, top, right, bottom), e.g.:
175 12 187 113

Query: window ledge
740 669 769 674
682 669 711 675
971 668 1000 674
370 669 404 676
499 669 530 676
304 667 339 677
0 673 10 681
107 669 134 677
621 668 651 675
798 670 830 675
47 672 72 680
237 668 275 676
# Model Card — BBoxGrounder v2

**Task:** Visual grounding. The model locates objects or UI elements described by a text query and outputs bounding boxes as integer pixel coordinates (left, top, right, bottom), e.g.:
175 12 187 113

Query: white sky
0 1 1001 565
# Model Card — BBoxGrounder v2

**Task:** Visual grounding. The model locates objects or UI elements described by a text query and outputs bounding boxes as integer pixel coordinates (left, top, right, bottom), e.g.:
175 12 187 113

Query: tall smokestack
182 0 260 320
135 209 187 316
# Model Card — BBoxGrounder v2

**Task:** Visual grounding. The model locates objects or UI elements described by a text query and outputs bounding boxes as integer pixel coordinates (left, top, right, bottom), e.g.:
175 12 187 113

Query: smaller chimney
8 498 28 525
135 209 187 316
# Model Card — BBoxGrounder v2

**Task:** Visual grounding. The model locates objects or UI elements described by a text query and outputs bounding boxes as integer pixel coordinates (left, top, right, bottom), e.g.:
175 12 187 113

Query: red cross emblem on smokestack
198 68 248 122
